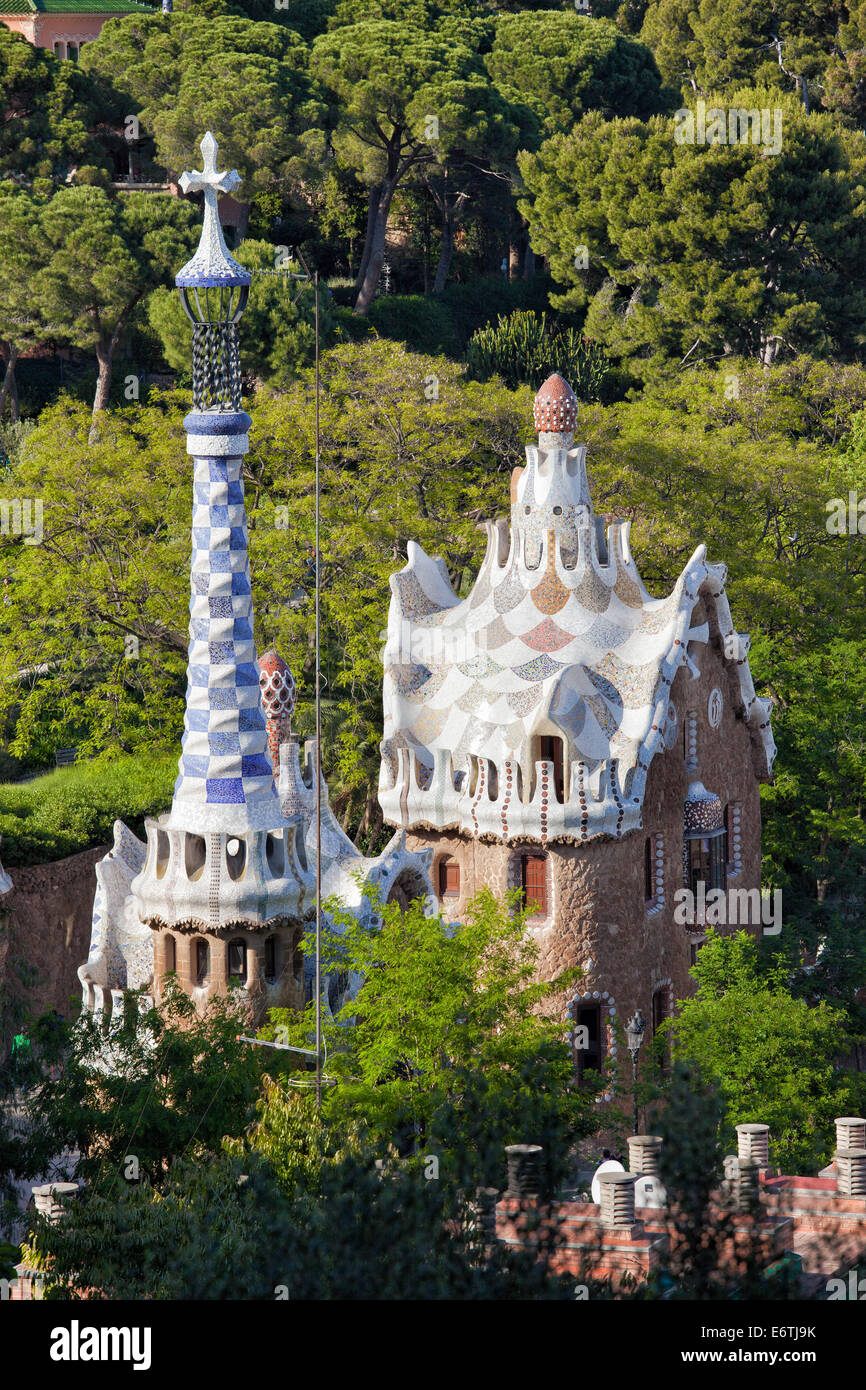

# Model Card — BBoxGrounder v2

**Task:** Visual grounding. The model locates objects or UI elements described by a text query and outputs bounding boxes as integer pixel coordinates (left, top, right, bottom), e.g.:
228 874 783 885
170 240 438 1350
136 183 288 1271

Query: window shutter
522 855 547 915
439 858 460 898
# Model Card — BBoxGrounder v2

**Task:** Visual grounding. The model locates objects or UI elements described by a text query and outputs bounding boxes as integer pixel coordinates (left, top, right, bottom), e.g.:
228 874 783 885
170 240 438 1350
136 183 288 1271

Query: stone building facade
0 0 153 61
378 373 775 1086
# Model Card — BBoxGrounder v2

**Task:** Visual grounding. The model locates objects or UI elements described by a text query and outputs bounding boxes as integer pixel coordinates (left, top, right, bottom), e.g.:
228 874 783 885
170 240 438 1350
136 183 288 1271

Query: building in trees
0 0 153 61
378 372 776 1083
78 133 434 1026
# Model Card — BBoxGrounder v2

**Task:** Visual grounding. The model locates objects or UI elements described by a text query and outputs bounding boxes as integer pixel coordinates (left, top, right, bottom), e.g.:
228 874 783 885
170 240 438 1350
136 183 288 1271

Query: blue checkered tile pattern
170 450 279 831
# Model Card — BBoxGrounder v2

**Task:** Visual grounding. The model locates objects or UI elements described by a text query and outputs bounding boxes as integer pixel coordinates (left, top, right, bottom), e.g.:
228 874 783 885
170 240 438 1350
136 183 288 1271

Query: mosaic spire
165 136 279 835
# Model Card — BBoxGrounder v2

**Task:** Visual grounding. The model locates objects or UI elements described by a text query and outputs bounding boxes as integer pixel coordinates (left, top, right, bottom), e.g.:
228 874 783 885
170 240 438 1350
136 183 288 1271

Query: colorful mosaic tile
456 653 503 680
378 370 776 846
513 653 566 683
507 687 543 717
393 568 442 620
573 563 612 614
481 614 515 650
493 564 525 614
522 616 575 652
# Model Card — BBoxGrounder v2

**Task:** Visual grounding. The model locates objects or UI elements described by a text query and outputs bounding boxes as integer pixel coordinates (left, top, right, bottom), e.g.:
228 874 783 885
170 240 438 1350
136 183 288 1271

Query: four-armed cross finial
179 131 241 205
175 131 249 289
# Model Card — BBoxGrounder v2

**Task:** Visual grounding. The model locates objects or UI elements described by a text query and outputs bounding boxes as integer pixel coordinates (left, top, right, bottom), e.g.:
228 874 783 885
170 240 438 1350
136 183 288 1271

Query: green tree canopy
486 10 670 138
311 18 523 311
666 929 866 1173
639 0 840 100
519 94 866 377
81 13 327 225
0 26 117 186
33 187 198 426
0 394 191 763
25 981 267 1189
0 191 45 421
264 885 596 1191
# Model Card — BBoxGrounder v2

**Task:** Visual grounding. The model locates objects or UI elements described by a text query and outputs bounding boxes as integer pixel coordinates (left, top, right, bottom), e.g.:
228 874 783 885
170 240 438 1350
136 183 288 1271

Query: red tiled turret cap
533 373 578 434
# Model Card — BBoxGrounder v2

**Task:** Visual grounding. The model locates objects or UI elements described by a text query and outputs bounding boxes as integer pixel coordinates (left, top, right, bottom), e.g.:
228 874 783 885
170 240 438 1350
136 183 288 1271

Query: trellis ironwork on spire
175 132 251 412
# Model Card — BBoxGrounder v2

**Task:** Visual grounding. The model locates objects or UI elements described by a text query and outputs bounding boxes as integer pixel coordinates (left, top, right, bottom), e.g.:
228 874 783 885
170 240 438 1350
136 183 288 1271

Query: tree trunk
431 187 469 297
0 344 19 420
354 183 382 296
353 178 399 316
89 296 141 441
90 343 113 438
432 205 454 297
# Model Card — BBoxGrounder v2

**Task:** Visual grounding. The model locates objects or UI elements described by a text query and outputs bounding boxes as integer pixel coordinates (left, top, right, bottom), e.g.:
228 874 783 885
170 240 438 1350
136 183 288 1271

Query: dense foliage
0 755 176 867
265 885 597 1191
666 931 866 1173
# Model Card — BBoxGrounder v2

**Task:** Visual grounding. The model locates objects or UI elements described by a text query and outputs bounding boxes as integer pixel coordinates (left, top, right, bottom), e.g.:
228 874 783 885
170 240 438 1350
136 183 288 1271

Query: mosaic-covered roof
379 375 776 845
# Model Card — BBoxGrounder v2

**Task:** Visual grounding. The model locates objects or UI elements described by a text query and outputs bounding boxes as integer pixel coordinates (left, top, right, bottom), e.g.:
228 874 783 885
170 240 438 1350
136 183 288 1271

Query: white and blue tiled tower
78 131 436 1023
131 133 303 933
171 418 277 832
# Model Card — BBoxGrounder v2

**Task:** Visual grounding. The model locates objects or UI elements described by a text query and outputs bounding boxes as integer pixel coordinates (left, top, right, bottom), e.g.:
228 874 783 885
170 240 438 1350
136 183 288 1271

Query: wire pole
314 269 322 1111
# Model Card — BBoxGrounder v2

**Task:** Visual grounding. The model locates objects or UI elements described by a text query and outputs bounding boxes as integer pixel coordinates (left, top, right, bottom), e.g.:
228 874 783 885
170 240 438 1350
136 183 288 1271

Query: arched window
538 735 565 803
195 938 210 985
227 939 247 984
575 1002 602 1083
164 934 176 974
438 856 460 900
264 936 277 982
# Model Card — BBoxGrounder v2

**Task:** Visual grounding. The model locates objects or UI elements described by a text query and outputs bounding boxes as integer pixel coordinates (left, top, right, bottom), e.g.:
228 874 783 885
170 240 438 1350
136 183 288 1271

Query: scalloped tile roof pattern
379 383 776 846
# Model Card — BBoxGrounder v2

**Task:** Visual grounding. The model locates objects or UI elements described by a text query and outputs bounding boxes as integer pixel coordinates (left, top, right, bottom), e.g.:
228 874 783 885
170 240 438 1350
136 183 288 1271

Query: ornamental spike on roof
176 132 251 290
378 376 776 846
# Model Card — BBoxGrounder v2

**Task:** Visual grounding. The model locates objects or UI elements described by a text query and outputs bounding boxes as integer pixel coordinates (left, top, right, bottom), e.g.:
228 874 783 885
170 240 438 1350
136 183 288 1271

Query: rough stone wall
406 632 765 1080
1 845 108 1029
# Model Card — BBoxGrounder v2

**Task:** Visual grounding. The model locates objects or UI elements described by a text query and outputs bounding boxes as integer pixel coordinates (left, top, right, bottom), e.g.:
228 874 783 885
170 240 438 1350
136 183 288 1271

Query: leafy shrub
466 310 609 399
0 753 176 866
441 273 555 350
367 294 461 357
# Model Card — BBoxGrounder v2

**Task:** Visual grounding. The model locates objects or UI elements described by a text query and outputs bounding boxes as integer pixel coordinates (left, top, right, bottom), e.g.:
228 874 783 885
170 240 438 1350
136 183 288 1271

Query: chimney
628 1134 663 1177
735 1157 761 1213
598 1171 638 1228
505 1144 544 1198
736 1123 770 1169
31 1182 79 1224
834 1149 866 1198
835 1117 866 1153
